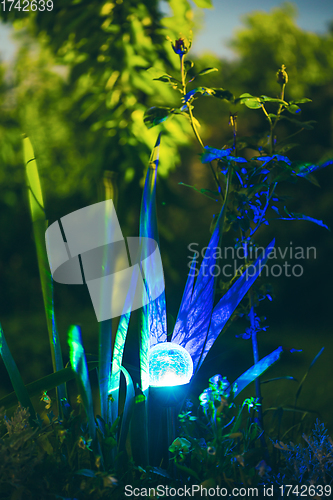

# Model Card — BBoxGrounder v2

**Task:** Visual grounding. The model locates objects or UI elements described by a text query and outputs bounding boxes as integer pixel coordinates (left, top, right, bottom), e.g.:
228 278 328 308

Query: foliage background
0 1 332 435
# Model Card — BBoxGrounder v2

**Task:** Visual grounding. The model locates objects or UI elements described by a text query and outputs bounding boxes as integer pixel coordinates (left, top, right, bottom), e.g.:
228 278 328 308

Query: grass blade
0 362 98 410
295 347 324 403
0 323 36 420
23 137 66 411
117 366 135 454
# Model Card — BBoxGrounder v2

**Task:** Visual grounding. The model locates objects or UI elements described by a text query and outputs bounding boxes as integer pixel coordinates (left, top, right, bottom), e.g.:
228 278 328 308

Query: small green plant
169 374 264 488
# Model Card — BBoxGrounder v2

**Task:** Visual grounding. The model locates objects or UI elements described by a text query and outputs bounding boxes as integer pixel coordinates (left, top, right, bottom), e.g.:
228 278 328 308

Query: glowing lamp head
149 342 193 387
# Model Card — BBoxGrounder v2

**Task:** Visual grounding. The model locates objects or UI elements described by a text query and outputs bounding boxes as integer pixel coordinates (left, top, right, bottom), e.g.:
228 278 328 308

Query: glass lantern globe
148 342 193 387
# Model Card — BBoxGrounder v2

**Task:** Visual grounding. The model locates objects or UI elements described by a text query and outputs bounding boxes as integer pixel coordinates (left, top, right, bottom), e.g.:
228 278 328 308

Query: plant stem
248 292 268 455
180 54 223 201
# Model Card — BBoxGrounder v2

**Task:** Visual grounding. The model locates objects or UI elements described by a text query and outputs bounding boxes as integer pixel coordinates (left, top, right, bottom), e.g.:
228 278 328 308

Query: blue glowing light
148 342 193 387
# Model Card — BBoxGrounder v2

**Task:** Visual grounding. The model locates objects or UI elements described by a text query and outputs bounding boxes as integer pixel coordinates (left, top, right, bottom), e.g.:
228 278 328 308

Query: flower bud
276 64 288 85
168 35 192 56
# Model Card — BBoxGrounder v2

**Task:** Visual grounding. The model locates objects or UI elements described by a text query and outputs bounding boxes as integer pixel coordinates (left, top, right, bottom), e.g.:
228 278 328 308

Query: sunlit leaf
289 98 312 104
153 74 182 90
184 60 194 71
286 103 301 115
260 95 287 105
191 0 213 8
144 107 173 128
24 137 66 413
235 93 262 109
197 67 218 76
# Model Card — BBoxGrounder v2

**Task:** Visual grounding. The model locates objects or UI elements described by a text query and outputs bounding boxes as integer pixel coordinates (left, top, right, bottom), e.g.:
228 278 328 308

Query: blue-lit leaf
261 376 298 384
294 159 333 182
139 133 167 392
172 207 229 370
201 146 232 163
280 207 330 231
233 346 283 397
182 87 214 104
75 469 96 478
196 239 275 371
68 325 96 441
110 312 131 424
251 154 291 167
201 146 246 164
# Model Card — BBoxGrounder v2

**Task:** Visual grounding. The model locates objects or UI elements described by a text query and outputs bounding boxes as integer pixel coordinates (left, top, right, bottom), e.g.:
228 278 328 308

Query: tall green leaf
99 172 118 426
23 137 66 412
139 133 167 388
0 323 36 420
68 325 96 441
110 313 131 426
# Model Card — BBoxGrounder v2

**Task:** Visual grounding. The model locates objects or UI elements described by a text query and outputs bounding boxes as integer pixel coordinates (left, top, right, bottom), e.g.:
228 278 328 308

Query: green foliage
169 375 264 487
229 3 333 98
0 0 196 195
